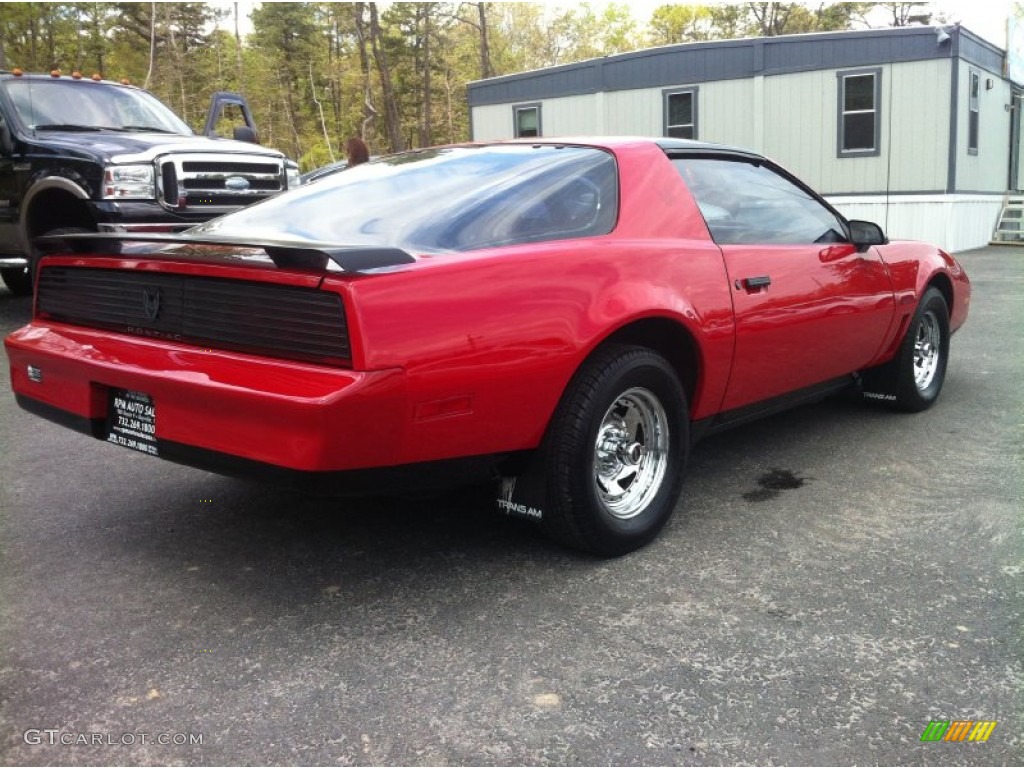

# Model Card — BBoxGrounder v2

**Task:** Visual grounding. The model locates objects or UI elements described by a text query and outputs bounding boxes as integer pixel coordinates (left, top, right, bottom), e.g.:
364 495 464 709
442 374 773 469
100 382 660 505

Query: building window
968 70 980 154
837 68 881 157
514 104 541 138
663 88 698 139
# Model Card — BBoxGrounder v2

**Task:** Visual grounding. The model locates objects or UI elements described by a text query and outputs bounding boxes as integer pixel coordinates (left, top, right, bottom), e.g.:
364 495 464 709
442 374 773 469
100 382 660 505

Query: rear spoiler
33 232 417 274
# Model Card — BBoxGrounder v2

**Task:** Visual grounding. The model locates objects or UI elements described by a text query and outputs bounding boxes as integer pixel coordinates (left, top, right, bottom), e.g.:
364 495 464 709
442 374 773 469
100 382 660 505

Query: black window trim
836 67 882 158
662 86 699 140
665 150 854 243
512 102 542 138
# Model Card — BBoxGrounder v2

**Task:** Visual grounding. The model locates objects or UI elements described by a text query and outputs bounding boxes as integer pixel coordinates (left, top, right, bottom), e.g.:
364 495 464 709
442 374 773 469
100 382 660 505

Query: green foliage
648 5 716 45
0 2 920 169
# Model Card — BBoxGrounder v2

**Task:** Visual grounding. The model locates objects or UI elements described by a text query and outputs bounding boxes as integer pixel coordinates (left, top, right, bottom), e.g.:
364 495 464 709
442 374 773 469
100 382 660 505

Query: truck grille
157 153 285 212
37 267 350 365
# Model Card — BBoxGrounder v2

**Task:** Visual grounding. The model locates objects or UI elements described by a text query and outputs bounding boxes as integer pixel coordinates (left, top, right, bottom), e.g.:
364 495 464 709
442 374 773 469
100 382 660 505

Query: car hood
35 130 286 163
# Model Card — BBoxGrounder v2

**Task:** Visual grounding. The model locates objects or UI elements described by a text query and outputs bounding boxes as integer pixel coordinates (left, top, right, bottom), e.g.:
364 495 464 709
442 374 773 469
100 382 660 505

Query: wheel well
927 272 954 318
25 189 95 239
601 318 700 408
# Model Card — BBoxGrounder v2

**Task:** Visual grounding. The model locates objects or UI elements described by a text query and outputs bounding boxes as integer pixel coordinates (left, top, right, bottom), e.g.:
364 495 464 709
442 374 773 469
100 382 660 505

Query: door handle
736 275 771 291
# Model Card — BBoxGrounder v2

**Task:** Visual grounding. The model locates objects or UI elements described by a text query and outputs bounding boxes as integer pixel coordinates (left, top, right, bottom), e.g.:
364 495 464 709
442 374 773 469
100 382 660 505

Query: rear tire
541 344 689 556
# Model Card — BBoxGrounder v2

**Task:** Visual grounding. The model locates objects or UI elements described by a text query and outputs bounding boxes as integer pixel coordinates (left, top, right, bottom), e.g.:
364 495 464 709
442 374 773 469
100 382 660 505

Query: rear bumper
5 322 408 472
14 393 502 494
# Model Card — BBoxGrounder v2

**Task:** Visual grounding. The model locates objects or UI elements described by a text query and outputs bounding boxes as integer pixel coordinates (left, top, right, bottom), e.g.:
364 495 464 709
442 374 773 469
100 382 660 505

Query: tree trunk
478 2 492 79
368 2 405 152
353 3 377 139
233 1 243 83
420 4 433 147
145 1 156 89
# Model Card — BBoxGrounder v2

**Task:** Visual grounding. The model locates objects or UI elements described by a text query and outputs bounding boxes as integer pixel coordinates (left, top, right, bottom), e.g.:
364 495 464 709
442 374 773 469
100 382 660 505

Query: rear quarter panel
335 238 735 465
331 143 735 464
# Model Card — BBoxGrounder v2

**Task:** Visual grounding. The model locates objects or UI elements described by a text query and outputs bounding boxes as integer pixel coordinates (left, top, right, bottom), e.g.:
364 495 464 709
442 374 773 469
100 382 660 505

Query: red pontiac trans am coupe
5 138 971 555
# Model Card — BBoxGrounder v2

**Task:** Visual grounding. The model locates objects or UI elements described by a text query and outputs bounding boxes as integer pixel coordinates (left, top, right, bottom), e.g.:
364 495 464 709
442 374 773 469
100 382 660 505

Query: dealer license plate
105 389 158 456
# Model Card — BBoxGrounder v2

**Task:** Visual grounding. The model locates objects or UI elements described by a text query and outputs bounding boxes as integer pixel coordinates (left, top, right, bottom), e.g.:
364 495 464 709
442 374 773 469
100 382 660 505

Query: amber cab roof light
3 69 134 85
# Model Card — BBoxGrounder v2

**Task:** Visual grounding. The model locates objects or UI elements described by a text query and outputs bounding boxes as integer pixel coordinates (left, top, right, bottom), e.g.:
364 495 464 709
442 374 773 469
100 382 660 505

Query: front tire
862 287 950 412
542 345 689 556
0 267 32 296
15 226 93 297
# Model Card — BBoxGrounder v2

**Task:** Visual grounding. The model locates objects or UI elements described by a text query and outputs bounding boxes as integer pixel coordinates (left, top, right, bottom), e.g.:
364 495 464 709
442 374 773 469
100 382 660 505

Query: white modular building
468 25 1020 252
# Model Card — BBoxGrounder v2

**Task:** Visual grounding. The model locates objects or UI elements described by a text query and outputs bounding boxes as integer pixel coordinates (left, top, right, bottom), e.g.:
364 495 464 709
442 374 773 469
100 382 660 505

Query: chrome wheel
592 387 669 520
913 309 941 392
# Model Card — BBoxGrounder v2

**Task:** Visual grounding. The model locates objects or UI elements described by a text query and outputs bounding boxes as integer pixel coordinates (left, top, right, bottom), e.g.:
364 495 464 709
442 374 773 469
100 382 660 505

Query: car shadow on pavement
67 387 899 618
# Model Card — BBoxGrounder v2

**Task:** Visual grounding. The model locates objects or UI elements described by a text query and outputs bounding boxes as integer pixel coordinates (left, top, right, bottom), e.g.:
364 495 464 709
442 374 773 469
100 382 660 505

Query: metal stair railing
991 192 1024 244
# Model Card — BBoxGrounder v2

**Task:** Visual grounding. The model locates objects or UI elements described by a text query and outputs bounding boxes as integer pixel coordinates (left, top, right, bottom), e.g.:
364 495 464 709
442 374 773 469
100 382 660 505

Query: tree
369 2 405 151
648 5 715 45
878 3 934 26
747 2 864 36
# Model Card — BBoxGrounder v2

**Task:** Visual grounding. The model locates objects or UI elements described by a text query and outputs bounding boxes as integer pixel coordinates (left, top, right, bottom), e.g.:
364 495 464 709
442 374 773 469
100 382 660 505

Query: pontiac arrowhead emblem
142 287 162 321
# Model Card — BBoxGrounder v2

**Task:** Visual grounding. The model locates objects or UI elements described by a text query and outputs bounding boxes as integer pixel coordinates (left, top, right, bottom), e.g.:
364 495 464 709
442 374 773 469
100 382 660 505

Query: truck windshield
2 79 192 134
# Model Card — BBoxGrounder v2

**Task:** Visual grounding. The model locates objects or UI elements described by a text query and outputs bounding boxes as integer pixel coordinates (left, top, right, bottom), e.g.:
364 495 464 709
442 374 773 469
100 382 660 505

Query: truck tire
29 226 92 288
1 267 32 296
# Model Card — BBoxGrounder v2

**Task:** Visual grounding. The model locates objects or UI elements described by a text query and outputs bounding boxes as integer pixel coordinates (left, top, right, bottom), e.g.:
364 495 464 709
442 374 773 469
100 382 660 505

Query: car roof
474 135 766 162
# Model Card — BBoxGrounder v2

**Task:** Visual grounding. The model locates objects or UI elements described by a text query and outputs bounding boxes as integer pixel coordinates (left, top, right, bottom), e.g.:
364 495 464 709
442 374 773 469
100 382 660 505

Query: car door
672 155 895 411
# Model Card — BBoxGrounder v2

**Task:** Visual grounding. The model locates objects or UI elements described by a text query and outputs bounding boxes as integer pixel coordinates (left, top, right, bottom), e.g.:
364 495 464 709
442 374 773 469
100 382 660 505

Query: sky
211 1 1017 50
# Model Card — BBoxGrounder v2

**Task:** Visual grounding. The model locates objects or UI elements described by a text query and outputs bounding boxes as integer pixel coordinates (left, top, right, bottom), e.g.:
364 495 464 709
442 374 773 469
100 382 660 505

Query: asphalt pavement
0 246 1021 766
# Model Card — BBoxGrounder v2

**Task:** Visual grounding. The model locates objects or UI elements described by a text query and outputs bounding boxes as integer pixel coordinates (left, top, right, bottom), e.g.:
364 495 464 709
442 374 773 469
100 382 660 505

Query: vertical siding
471 95 599 140
761 70 833 189
829 194 1001 252
542 94 600 136
955 66 1011 192
602 88 664 135
887 60 951 192
471 104 515 140
600 79 755 144
472 59 984 198
762 60 949 194
700 80 756 146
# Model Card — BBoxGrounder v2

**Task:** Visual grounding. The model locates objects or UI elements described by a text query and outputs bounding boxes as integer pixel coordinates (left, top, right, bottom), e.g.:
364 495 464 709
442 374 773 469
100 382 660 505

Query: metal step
990 193 1024 243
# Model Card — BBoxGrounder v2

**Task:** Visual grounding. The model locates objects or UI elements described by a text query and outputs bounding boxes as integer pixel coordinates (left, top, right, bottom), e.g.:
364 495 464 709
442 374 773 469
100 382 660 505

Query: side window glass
673 157 847 245
664 89 697 139
968 70 980 154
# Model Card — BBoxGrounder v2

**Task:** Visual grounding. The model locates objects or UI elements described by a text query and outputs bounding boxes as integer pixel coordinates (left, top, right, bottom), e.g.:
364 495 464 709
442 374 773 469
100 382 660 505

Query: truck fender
19 174 92 247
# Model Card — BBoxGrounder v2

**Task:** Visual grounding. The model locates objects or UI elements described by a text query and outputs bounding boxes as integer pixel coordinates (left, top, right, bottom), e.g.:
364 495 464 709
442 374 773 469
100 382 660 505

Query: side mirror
848 219 888 252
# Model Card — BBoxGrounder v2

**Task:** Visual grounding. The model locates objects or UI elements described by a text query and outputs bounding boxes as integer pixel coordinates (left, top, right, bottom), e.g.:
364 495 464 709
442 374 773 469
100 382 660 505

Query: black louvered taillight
36 267 350 365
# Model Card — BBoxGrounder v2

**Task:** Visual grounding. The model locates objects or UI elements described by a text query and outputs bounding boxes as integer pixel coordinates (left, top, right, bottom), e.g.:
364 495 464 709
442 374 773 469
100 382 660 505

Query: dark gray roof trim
957 30 1005 75
468 26 1005 107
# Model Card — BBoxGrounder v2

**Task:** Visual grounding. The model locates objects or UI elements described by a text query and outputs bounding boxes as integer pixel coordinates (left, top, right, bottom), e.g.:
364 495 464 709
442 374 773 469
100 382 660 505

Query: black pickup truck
0 71 300 295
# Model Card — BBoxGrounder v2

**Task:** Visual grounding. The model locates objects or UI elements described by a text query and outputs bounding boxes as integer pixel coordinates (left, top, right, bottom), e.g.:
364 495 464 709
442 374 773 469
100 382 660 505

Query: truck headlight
103 165 155 199
285 163 301 189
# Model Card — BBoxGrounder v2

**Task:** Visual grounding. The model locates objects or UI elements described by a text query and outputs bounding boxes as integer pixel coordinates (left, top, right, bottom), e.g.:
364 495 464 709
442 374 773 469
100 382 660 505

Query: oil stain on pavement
742 468 807 502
